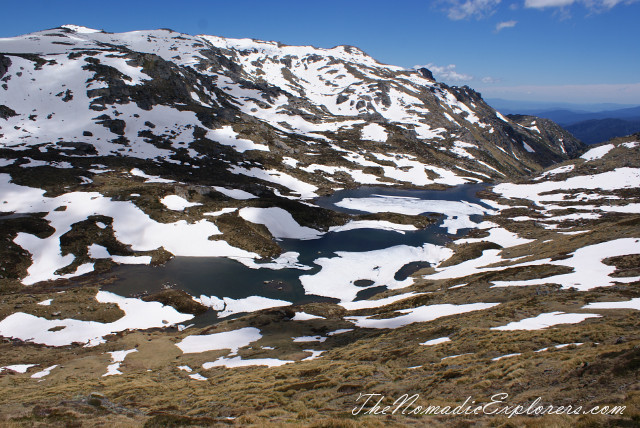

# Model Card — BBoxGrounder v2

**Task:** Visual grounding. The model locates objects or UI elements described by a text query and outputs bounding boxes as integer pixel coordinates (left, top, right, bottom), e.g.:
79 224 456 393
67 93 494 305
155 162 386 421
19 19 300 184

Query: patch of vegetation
211 213 282 258
439 242 502 268
142 289 208 315
603 254 640 278
0 214 54 281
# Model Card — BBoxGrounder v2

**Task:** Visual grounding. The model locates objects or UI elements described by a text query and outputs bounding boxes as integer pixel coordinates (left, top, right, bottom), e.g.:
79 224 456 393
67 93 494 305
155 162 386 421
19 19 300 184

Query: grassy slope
0 137 639 427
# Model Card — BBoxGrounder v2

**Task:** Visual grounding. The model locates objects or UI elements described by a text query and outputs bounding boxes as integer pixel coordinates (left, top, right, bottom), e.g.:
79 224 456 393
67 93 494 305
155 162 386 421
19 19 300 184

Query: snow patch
195 295 291 318
420 337 451 346
580 144 614 161
292 312 325 321
0 364 37 374
300 244 452 303
31 365 58 379
103 349 138 376
212 186 257 200
203 356 292 368
491 312 601 331
207 126 269 153
239 207 323 240
0 291 192 346
329 220 417 234
334 195 490 234
583 298 640 311
346 303 499 329
361 123 387 142
160 195 202 211
176 327 262 354
130 168 175 183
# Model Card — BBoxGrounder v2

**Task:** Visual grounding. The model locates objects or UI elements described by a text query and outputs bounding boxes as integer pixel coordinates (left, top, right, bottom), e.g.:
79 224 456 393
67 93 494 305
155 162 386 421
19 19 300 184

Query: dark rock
94 114 126 135
0 55 11 79
0 105 17 120
418 67 434 81
56 141 98 155
61 89 73 102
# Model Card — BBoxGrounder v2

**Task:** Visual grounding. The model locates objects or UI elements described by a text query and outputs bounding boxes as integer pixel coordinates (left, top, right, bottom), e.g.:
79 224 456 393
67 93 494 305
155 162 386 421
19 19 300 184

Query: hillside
0 25 581 187
1 25 638 427
0 129 637 425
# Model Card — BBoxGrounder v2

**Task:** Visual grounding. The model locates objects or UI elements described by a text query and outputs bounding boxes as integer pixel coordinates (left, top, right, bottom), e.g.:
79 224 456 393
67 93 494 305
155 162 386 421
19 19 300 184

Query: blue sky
1 0 638 105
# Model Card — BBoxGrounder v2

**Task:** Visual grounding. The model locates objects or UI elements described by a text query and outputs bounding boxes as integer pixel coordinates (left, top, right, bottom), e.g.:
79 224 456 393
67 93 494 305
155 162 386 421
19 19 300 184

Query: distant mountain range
488 99 640 145
486 98 638 114
526 106 640 126
564 117 640 145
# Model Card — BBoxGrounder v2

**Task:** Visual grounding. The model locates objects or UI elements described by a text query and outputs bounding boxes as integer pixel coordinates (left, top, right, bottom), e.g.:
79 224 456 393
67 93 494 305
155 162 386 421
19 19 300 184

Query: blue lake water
104 184 490 323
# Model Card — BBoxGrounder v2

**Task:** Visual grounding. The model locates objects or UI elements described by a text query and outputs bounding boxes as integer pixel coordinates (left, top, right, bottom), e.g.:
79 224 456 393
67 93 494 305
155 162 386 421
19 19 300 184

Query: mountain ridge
0 25 583 197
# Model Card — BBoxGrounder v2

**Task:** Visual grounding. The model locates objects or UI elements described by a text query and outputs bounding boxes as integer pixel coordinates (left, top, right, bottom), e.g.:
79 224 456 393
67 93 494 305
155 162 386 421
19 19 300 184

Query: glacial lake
104 184 490 324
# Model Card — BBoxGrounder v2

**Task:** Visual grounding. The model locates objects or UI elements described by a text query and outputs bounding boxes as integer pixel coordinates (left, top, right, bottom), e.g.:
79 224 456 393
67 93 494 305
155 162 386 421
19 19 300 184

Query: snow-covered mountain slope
0 25 591 288
0 25 582 195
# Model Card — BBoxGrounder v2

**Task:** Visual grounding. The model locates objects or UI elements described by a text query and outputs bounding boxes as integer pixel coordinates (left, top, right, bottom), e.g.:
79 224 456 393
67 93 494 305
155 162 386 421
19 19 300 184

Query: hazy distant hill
529 106 640 126
486 98 637 115
566 117 640 144
488 99 640 145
